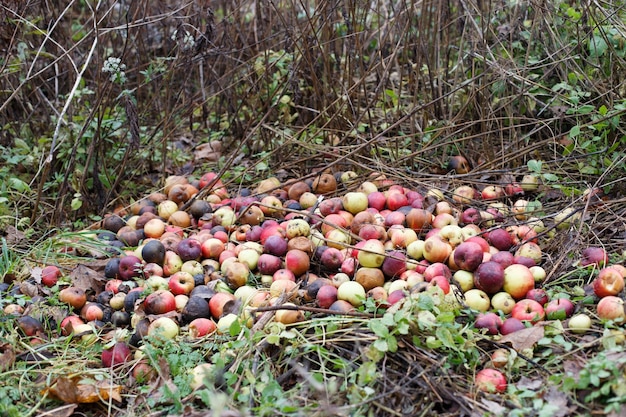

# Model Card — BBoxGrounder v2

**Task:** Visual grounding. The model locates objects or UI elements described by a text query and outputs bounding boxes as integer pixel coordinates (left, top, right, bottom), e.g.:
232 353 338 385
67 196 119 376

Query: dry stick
31 5 100 225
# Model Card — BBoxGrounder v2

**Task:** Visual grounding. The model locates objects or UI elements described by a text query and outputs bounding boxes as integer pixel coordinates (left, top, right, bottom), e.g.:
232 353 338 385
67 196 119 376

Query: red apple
593 267 625 298
189 318 217 337
263 234 289 256
41 265 62 287
511 299 545 323
545 298 575 320
257 254 283 275
320 247 345 271
473 261 505 294
367 191 387 211
102 342 131 368
487 228 513 251
144 290 177 315
597 296 626 322
423 262 452 282
284 249 310 277
581 247 609 267
460 208 481 225
80 302 105 322
273 268 296 282
208 292 236 319
500 317 527 335
381 250 407 278
168 271 195 295
525 288 549 306
316 284 338 309
118 255 143 280
490 251 514 268
429 275 451 294
386 192 409 211
453 241 484 272
474 312 502 335
475 369 507 393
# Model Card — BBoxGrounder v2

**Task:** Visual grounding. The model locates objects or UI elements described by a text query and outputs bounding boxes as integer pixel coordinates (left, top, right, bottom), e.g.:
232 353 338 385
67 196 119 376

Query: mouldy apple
475 368 507 393
465 289 491 312
144 290 177 315
59 286 87 310
490 291 516 315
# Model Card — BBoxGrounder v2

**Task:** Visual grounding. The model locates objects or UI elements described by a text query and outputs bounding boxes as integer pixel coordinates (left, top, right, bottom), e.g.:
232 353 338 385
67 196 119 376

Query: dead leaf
194 141 222 161
516 376 543 391
4 225 25 245
43 376 122 404
498 325 544 351
0 343 16 371
70 264 107 294
562 358 585 378
544 386 573 417
31 266 43 284
480 399 506 416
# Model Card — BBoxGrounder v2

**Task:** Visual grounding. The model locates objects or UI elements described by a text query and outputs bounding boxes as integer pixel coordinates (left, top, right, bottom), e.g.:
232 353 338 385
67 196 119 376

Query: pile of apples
5 159 626 393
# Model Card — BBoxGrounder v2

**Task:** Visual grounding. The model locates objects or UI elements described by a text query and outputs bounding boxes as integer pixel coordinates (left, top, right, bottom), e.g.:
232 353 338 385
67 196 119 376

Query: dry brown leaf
479 399 506 416
70 264 107 294
544 386 573 417
4 225 25 245
0 343 16 371
194 141 222 161
43 376 122 404
498 325 544 351
516 376 543 391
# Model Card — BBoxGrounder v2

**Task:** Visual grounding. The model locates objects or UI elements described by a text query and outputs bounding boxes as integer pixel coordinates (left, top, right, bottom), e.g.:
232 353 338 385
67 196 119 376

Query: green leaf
386 335 398 352
435 326 456 350
372 338 388 352
369 320 389 337
589 35 608 57
8 177 30 192
569 125 581 138
71 197 83 211
381 312 396 327
527 159 542 173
